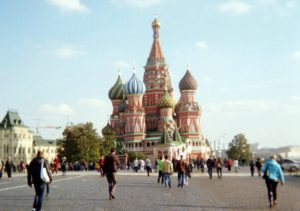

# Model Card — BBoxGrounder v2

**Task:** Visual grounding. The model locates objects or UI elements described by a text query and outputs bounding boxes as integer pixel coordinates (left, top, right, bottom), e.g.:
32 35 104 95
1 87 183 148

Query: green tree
127 151 146 163
101 122 116 156
226 133 252 163
57 122 101 163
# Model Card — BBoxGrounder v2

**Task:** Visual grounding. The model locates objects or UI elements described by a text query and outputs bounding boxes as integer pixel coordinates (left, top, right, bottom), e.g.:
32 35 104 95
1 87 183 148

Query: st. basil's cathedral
103 18 210 160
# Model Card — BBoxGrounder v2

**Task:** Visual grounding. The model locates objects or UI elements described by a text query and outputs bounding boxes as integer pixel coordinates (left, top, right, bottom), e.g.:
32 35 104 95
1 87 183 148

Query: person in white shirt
234 160 239 173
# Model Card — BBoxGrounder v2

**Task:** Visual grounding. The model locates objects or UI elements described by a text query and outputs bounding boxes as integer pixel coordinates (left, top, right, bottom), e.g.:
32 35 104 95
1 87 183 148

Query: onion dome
152 17 161 28
124 73 145 95
108 75 126 100
102 122 114 136
179 69 198 91
118 100 128 113
158 90 175 109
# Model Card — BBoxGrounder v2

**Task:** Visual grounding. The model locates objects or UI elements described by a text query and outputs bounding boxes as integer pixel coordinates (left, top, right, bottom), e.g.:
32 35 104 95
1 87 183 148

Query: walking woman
262 155 284 208
5 157 13 180
216 158 222 179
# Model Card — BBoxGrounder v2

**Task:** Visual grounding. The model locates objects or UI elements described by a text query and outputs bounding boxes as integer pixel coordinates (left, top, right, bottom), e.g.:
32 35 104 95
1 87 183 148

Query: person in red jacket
98 155 105 177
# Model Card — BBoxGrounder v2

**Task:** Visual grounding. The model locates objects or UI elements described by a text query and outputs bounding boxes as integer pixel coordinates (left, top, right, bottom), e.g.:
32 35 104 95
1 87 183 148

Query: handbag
40 159 50 183
262 164 268 179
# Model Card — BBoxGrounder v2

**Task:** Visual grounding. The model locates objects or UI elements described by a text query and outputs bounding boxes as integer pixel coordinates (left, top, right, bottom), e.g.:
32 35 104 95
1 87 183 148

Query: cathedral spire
147 17 164 65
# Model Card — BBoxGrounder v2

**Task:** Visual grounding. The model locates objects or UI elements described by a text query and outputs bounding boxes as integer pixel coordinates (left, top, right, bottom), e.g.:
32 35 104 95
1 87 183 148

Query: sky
0 0 299 149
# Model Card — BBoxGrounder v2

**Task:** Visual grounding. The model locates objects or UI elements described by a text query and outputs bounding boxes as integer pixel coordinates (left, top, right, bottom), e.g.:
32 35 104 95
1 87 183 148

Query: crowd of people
0 152 286 210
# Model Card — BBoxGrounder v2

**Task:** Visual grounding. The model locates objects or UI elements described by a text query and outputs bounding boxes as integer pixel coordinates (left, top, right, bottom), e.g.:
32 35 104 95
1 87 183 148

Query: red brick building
105 18 210 160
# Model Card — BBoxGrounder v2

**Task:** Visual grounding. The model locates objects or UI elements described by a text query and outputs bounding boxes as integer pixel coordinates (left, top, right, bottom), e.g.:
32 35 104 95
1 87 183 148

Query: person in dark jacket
5 157 13 180
103 148 120 200
250 160 255 177
27 151 52 211
176 155 186 188
206 157 214 179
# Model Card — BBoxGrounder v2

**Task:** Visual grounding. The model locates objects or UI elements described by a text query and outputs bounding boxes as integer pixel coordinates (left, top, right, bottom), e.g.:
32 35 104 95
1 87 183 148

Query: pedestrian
234 159 239 173
162 155 173 188
53 156 59 174
99 155 105 177
250 160 255 177
27 150 52 211
103 148 120 200
0 158 4 180
199 157 205 173
133 158 139 172
256 158 262 177
176 155 186 188
157 157 164 184
227 159 232 172
145 157 152 176
216 158 222 179
61 158 67 176
5 157 13 180
262 155 284 208
206 156 214 179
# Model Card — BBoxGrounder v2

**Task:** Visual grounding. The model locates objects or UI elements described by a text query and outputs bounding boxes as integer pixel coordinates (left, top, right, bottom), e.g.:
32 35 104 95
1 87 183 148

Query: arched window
147 142 150 147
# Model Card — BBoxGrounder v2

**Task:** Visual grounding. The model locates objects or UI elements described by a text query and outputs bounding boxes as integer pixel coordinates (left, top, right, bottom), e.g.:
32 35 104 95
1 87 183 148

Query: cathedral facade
104 18 210 160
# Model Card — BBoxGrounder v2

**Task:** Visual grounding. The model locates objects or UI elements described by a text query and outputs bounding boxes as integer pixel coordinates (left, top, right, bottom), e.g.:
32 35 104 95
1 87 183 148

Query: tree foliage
127 151 146 163
57 122 101 163
101 126 115 156
226 133 252 163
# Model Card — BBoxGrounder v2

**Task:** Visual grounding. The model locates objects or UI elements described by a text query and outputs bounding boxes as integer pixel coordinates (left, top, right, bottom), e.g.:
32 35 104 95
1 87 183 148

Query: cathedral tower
176 67 202 139
124 73 146 141
108 74 126 139
143 18 173 133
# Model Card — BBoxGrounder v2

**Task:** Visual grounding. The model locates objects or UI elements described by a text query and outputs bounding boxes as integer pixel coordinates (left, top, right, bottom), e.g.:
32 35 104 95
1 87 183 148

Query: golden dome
152 18 161 28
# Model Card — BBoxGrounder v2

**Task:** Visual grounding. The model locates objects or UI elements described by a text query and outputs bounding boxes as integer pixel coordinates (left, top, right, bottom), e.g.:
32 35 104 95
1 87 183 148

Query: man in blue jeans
27 151 52 211
176 155 186 188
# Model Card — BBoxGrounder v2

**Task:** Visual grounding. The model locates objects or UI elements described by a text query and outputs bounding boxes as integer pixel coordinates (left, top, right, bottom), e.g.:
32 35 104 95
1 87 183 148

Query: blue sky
0 0 299 148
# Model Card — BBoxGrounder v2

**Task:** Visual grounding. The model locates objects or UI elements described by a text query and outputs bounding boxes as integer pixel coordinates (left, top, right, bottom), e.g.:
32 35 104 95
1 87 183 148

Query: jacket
27 157 52 185
162 160 173 173
103 153 120 173
262 159 284 183
177 160 186 173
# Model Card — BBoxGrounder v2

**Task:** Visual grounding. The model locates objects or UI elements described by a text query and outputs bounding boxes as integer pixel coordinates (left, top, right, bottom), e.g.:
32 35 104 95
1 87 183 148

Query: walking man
27 150 52 211
256 158 262 177
162 155 173 188
206 156 214 179
103 148 120 200
145 157 152 176
177 155 186 188
157 157 164 184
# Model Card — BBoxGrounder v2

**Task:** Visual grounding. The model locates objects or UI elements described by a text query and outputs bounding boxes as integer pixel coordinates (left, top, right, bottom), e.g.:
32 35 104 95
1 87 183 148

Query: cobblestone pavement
0 171 299 211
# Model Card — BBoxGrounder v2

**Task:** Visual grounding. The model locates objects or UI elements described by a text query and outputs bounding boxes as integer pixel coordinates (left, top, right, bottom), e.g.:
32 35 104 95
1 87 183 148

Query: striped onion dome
179 69 198 91
158 90 175 109
124 73 145 95
108 75 126 100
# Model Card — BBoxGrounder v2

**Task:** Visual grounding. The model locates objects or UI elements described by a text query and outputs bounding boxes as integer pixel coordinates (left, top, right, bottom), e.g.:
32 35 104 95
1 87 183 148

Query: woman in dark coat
5 157 13 180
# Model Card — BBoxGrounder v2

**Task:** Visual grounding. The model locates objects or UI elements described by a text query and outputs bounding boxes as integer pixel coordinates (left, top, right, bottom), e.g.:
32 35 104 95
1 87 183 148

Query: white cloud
111 0 161 8
219 1 252 14
195 41 207 49
55 46 85 59
46 0 90 13
39 104 74 116
290 50 300 60
77 98 110 108
113 59 131 70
